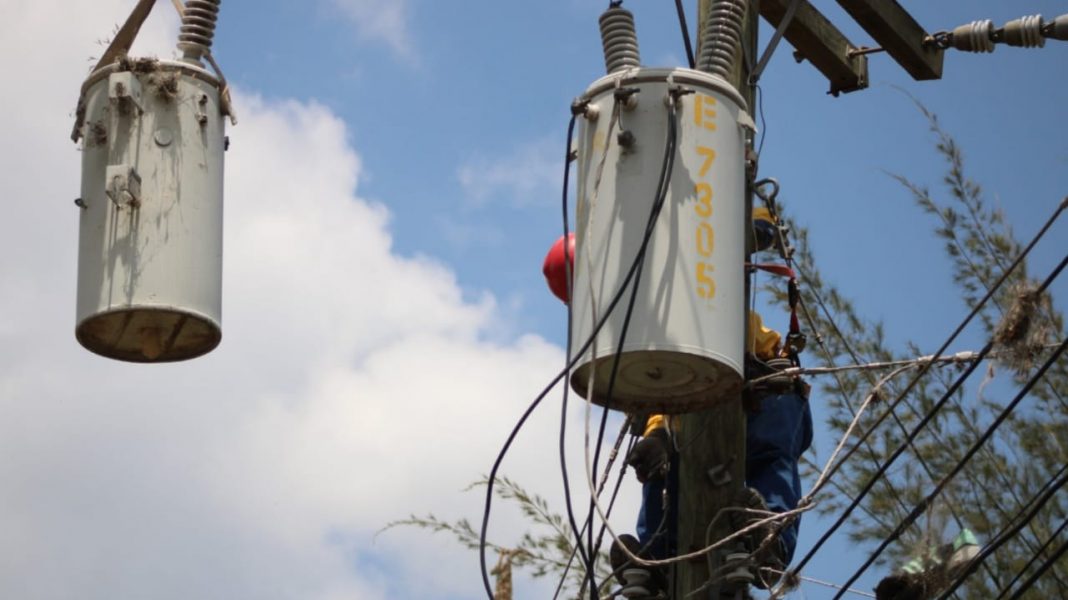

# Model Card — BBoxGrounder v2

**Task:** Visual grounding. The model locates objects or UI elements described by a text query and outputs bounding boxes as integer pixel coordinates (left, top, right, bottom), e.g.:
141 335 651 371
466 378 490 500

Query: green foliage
380 476 612 598
768 101 1067 597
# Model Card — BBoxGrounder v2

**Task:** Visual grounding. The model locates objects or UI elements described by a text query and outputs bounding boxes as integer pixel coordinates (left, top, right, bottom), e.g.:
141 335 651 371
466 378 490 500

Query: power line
996 516 1068 599
831 335 1068 598
1003 525 1068 600
784 201 1067 583
934 462 1068 600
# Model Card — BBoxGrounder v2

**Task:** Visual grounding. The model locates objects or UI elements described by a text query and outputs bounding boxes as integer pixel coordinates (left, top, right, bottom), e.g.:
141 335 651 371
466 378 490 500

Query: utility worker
542 208 813 594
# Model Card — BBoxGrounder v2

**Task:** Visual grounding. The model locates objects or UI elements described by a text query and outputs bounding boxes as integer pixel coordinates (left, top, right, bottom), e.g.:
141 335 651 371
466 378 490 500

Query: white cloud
457 137 562 208
0 2 640 599
328 0 415 61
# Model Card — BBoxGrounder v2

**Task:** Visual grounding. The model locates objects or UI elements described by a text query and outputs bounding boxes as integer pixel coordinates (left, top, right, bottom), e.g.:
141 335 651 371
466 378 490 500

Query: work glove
626 428 671 484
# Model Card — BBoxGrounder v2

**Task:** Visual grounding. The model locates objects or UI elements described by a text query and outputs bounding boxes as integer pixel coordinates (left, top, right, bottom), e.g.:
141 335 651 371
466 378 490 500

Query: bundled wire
781 201 1067 587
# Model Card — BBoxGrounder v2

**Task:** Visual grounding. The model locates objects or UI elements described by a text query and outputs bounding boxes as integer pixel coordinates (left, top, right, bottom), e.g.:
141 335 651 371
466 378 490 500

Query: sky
0 1 1065 599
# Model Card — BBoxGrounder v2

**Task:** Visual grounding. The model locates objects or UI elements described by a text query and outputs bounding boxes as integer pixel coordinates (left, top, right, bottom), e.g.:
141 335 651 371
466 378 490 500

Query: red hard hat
542 233 575 304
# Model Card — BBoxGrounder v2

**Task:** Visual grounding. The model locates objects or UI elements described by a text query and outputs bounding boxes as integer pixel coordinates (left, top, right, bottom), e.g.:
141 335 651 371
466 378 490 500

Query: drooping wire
783 200 1067 582
480 93 682 600
934 461 1068 600
996 515 1068 599
673 0 696 68
831 334 1068 599
557 111 597 596
584 89 681 592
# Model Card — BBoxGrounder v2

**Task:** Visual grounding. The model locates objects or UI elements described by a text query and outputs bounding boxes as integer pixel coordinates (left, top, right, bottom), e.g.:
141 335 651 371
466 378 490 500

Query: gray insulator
696 0 746 79
177 0 222 61
1047 14 1068 41
951 20 995 53
599 6 641 74
1003 14 1045 48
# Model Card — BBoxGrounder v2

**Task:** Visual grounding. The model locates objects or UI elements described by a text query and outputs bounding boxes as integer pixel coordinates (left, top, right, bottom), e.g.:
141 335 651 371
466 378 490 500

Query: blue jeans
636 391 813 564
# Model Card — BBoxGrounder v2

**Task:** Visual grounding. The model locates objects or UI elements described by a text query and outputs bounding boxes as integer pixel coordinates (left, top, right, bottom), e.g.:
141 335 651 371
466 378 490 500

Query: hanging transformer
569 3 751 414
71 0 234 362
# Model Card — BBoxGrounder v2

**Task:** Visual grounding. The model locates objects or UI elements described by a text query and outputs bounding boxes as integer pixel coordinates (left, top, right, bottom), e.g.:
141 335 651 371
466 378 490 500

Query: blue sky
0 1 1065 598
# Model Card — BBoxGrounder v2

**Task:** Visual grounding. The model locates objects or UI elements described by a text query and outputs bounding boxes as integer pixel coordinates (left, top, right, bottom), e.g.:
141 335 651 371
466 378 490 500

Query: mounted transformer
71 0 234 362
569 3 751 414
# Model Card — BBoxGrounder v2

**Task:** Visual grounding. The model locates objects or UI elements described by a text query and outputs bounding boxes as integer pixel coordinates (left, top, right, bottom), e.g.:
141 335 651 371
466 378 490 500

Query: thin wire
996 516 1068 599
784 202 1067 582
762 569 877 598
935 462 1068 600
673 0 696 68
831 335 1068 598
1004 526 1068 600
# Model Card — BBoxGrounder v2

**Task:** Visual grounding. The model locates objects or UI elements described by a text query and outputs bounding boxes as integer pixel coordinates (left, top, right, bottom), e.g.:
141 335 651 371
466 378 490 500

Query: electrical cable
783 202 1067 583
934 461 1068 600
831 335 1068 598
479 114 664 600
673 0 696 68
557 112 597 595
995 516 1068 599
1003 525 1068 600
583 87 681 592
481 90 682 599
551 424 637 600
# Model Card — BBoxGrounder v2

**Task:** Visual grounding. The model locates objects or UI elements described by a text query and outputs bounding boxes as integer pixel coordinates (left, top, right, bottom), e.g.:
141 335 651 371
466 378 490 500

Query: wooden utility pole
672 2 758 598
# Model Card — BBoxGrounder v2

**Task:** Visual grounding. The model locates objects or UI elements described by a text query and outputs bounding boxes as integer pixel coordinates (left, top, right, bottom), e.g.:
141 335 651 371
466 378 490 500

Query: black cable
585 93 680 594
480 96 681 600
557 112 597 595
832 335 1068 599
552 432 638 600
787 204 1067 578
673 0 696 68
1004 524 1068 600
996 516 1068 599
935 462 1068 600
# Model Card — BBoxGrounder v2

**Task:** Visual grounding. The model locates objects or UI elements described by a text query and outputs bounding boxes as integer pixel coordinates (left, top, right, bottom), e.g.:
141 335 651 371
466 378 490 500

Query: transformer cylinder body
75 59 225 362
570 68 748 414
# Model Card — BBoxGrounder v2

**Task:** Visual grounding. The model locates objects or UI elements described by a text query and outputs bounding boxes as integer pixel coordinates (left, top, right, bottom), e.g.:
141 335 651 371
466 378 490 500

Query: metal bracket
105 165 142 208
108 72 144 115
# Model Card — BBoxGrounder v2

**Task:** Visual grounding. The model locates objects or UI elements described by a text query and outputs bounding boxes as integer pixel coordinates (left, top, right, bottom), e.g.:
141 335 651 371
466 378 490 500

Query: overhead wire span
745 349 1030 386
830 334 1068 598
780 199 1067 587
934 461 1068 600
1002 527 1068 600
995 516 1068 599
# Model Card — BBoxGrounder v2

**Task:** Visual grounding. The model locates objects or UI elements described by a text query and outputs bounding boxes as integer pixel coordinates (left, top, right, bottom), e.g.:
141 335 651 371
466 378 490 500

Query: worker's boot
729 487 786 589
609 534 667 599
